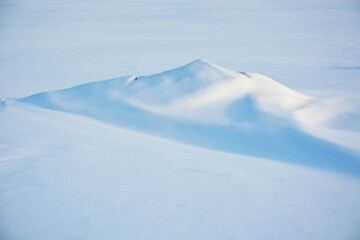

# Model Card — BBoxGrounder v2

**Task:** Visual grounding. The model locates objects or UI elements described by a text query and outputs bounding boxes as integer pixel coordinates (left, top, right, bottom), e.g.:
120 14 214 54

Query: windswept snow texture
19 60 360 175
1 103 360 240
1 0 360 238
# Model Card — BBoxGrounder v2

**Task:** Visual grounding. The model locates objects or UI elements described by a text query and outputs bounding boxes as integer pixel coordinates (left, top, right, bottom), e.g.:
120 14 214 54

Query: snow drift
1 59 360 239
21 59 312 124
18 59 360 174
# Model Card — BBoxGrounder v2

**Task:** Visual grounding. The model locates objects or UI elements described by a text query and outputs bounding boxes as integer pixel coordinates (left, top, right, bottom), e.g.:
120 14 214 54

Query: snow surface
1 102 360 240
1 0 360 238
18 60 360 175
23 59 311 123
0 60 359 238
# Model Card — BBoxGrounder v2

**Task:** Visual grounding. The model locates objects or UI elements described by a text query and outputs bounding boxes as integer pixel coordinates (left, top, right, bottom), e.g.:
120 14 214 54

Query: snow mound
18 59 360 174
21 59 311 124
110 58 312 123
2 60 360 239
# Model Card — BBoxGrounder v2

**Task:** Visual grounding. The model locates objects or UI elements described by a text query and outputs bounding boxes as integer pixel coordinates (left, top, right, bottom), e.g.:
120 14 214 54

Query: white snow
19 59 360 157
1 102 360 240
1 0 360 103
0 59 358 239
1 0 360 238
21 59 311 123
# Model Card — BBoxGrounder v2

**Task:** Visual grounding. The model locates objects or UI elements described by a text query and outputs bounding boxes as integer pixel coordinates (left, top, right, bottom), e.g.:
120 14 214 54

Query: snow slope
1 102 360 240
21 59 311 123
19 59 360 175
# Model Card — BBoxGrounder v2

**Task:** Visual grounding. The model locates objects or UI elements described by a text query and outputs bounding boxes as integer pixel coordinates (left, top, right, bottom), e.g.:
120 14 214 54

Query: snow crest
18 60 360 171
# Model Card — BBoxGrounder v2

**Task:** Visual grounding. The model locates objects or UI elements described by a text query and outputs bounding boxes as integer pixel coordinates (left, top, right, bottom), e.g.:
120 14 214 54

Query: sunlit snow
1 0 360 239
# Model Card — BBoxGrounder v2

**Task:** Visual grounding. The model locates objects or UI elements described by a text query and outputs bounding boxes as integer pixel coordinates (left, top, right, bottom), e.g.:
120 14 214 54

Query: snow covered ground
1 102 360 240
17 60 360 174
1 59 360 239
1 0 360 239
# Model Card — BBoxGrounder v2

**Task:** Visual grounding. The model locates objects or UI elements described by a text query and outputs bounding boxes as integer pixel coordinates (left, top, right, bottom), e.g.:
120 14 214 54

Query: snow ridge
18 59 360 174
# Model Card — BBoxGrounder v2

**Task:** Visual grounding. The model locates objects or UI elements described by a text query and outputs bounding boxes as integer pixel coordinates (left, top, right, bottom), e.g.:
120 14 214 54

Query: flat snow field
1 102 360 240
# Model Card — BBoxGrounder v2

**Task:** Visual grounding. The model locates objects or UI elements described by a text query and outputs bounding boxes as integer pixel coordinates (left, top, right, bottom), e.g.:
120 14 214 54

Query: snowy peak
175 58 232 76
138 58 238 89
161 58 222 73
